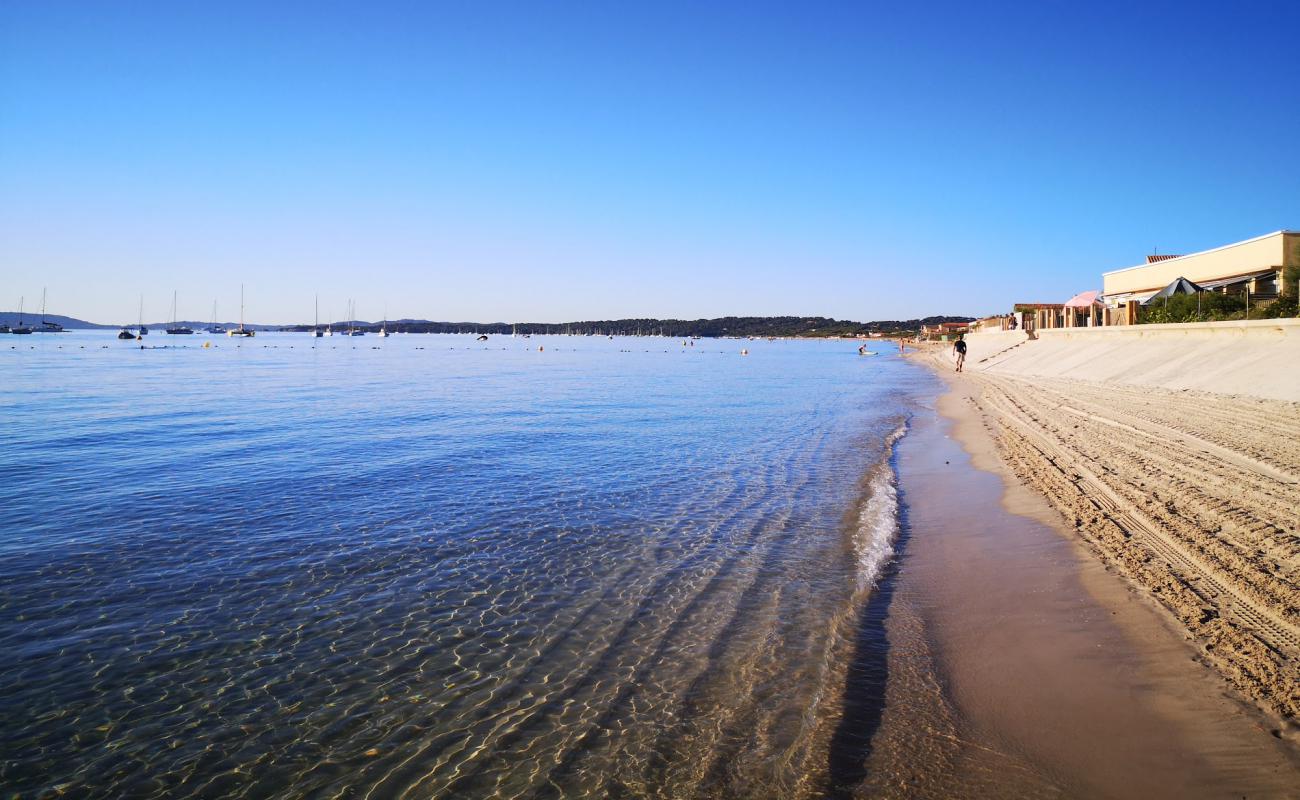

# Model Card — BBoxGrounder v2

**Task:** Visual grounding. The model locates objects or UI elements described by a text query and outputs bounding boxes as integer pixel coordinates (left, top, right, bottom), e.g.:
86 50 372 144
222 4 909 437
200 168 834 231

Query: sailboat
38 289 64 332
11 296 32 334
377 303 389 337
312 295 323 337
345 300 364 336
138 296 149 336
166 291 194 334
227 285 255 337
206 301 226 334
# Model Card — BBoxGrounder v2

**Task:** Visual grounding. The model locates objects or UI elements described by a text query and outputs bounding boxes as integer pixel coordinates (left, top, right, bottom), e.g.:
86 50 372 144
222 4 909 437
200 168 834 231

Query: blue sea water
0 331 933 798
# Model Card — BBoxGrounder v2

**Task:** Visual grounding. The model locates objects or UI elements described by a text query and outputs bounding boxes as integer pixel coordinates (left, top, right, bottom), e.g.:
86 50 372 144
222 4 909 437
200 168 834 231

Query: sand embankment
920 320 1300 723
963 318 1300 400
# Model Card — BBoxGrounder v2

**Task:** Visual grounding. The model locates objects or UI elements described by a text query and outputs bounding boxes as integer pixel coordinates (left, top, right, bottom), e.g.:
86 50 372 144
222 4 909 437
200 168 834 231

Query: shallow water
0 331 931 798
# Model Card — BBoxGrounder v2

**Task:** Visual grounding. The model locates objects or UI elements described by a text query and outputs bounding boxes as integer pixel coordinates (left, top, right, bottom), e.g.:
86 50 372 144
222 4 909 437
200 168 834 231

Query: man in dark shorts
953 335 967 372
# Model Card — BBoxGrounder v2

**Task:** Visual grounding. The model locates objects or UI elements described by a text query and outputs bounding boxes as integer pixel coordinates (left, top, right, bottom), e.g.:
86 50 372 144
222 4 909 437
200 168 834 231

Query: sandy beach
917 321 1300 730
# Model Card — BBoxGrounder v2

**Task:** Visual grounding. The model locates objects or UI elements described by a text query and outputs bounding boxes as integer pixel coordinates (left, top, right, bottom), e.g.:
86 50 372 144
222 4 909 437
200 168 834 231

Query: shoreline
872 342 1299 794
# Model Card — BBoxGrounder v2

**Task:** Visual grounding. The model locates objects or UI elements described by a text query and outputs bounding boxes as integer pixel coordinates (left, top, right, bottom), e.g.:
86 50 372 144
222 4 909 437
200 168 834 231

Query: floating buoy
203 341 211 348
741 349 749 356
538 345 544 351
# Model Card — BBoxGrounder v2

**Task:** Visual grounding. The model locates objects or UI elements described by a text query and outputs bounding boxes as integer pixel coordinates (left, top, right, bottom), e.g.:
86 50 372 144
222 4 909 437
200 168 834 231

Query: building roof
1145 254 1183 263
1103 230 1295 277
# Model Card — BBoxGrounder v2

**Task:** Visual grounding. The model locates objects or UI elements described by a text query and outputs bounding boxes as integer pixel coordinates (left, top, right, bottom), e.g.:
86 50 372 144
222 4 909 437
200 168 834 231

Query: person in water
952 334 967 372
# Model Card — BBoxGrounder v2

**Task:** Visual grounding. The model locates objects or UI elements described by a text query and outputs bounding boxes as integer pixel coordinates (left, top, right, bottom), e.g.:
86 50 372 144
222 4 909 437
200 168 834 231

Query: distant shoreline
0 312 972 338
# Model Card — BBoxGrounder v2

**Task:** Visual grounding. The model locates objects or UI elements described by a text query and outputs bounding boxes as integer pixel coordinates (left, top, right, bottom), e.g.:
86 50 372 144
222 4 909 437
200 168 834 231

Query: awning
1195 269 1277 291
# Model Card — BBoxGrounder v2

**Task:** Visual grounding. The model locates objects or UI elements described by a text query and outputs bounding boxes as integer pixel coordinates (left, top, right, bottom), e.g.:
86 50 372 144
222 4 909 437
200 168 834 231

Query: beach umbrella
1142 276 1205 319
1142 277 1203 304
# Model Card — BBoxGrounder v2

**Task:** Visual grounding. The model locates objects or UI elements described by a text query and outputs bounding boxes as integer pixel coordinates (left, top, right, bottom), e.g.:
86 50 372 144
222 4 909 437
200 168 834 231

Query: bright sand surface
870 324 1300 796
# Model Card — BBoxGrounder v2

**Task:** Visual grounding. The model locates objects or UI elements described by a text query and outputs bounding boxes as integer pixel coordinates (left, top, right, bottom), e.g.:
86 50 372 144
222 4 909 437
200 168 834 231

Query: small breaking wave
854 419 907 595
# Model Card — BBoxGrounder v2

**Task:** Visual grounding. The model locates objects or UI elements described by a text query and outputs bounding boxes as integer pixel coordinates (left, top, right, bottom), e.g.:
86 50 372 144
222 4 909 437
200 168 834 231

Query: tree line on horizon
285 315 976 337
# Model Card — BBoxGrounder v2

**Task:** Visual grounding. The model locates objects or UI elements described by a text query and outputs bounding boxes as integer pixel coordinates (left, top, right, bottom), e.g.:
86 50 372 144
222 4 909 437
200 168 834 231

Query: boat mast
240 284 245 332
41 288 46 325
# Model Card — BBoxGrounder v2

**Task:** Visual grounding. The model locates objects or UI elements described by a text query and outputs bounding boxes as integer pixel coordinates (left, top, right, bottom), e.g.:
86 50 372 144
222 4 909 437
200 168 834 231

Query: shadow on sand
824 480 911 798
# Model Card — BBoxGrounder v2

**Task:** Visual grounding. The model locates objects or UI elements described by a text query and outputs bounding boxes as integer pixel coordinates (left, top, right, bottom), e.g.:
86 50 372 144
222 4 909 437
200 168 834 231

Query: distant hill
0 313 281 331
0 312 115 330
282 315 976 337
2 312 975 337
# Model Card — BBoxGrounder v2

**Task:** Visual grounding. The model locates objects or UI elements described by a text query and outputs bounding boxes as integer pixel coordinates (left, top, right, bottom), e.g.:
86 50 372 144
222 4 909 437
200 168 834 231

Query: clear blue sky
2 1 1297 324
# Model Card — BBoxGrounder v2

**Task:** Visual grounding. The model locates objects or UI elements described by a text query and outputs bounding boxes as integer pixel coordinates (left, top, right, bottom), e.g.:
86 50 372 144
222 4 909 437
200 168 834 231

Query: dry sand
920 322 1300 727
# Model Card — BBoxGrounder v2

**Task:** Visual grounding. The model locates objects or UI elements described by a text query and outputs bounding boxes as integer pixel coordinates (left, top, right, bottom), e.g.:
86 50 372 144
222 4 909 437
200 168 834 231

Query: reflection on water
0 332 931 798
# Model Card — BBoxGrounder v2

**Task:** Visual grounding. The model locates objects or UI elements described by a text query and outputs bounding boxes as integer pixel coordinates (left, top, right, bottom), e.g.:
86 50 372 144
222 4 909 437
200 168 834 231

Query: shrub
1138 292 1243 324
1260 295 1299 319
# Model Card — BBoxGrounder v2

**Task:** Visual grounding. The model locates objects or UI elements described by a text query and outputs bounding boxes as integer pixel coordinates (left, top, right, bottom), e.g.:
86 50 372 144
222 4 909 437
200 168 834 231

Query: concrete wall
1102 232 1290 297
961 319 1300 401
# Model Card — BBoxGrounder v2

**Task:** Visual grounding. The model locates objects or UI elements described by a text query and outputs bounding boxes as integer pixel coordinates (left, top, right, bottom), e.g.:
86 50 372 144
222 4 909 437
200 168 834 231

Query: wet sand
860 367 1300 797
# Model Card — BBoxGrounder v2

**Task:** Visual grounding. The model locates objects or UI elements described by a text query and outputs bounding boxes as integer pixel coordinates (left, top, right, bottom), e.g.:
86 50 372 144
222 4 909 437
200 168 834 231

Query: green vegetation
1139 291 1297 324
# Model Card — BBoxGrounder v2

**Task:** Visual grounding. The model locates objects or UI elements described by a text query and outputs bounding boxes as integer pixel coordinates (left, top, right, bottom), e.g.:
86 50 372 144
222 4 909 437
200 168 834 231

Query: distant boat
312 295 323 337
206 301 225 334
376 303 390 337
138 295 148 336
166 291 193 334
37 289 64 332
227 284 255 337
344 300 364 336
117 328 136 340
11 296 32 334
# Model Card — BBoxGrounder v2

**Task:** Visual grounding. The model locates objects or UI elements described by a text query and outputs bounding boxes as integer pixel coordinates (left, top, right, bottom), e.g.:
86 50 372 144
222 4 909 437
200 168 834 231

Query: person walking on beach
952 335 967 372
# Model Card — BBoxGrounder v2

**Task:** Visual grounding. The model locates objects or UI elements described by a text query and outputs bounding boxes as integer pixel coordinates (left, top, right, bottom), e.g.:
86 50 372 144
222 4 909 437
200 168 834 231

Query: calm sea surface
1 331 933 798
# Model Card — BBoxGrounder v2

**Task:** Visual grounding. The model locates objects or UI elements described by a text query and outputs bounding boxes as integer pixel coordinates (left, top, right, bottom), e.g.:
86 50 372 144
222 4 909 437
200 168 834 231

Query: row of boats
113 293 390 340
2 290 63 335
118 288 258 340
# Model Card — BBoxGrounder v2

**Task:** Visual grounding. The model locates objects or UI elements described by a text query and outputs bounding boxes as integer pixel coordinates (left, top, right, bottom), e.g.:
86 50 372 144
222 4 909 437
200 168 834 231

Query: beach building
1101 231 1299 323
921 321 970 340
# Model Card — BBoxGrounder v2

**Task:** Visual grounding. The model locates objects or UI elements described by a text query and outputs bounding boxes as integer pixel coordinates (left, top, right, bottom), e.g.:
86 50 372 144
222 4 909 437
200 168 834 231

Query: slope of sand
920 322 1300 725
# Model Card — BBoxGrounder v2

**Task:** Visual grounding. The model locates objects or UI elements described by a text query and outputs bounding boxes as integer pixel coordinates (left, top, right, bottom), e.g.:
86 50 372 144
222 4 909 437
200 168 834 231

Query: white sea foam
855 421 906 594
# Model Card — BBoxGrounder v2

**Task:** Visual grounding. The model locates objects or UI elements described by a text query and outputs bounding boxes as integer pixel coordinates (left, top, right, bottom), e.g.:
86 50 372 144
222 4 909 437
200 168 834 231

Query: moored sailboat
11 296 32 334
227 285 255 337
38 289 63 332
206 301 226 334
166 291 194 334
